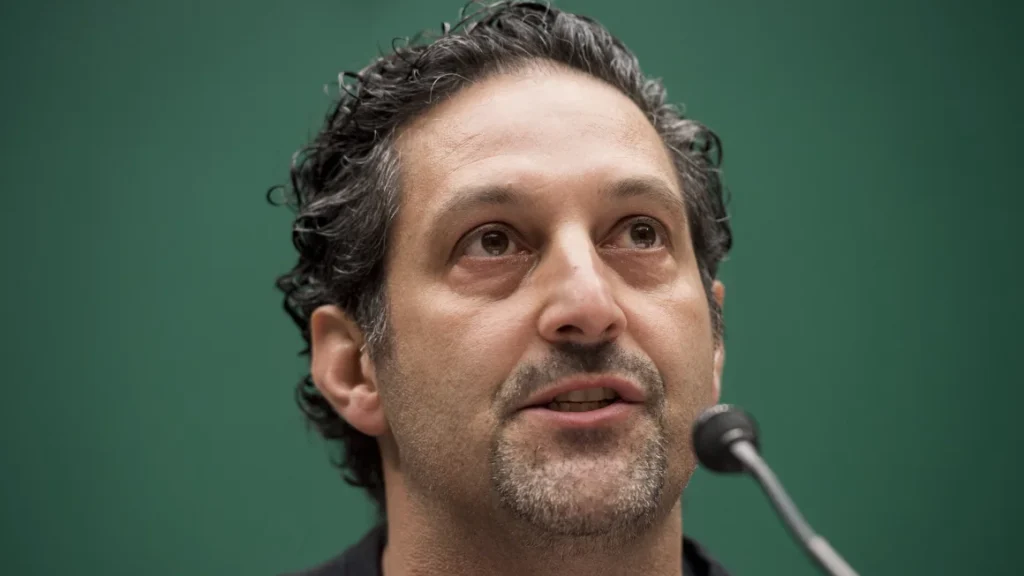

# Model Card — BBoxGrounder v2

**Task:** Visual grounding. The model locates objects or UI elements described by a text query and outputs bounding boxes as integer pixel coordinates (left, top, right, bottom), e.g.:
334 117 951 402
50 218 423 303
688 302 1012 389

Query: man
273 2 733 575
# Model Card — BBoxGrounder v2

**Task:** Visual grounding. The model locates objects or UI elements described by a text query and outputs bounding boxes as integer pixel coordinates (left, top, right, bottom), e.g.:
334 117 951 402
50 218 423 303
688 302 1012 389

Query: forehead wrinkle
404 70 657 157
603 176 688 226
392 69 681 230
435 183 536 221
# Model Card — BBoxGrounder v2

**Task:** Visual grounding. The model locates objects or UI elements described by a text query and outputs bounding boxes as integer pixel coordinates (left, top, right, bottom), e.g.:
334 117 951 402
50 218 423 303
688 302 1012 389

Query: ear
711 280 726 404
309 305 388 437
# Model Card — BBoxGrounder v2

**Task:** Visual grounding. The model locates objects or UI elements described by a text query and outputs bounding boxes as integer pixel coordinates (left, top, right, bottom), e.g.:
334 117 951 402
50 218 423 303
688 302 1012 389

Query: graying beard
489 420 668 545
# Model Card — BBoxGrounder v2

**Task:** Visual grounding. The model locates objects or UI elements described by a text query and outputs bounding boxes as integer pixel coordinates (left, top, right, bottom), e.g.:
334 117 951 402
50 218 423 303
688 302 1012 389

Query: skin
309 62 726 576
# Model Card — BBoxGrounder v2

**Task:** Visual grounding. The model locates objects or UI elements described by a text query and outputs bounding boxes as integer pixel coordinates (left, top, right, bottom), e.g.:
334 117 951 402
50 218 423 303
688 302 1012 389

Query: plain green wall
2 0 1021 574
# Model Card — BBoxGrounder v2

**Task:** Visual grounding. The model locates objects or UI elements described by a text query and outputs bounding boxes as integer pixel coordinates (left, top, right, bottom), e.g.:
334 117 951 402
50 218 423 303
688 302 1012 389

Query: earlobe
711 280 726 403
309 306 389 437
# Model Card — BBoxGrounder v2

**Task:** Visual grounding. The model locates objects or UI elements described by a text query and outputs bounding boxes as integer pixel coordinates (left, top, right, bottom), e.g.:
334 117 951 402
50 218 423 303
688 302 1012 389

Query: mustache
496 341 665 415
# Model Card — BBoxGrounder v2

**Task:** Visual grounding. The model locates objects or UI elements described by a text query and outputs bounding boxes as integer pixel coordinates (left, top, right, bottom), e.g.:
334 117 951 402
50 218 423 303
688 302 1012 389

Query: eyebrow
435 184 533 217
433 175 687 229
600 176 687 223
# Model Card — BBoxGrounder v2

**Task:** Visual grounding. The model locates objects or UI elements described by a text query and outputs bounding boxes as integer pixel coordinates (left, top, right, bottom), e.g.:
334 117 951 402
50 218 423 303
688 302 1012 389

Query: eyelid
456 223 529 258
605 216 672 249
454 215 670 260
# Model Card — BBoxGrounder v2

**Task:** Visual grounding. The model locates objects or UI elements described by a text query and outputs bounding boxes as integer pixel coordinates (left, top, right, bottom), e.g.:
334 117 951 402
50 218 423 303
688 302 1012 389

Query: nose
537 231 627 346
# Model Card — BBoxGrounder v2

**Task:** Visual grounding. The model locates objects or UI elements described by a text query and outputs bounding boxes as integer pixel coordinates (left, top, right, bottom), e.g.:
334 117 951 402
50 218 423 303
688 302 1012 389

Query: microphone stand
730 440 860 576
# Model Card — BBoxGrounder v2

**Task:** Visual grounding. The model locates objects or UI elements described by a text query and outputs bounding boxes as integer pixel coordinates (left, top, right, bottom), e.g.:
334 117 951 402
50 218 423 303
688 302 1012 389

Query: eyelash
457 216 669 258
605 216 667 250
458 224 528 258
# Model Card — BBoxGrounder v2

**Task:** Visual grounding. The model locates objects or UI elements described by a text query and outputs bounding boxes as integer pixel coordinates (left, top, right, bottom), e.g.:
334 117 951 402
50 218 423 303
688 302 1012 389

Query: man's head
273 1 731 540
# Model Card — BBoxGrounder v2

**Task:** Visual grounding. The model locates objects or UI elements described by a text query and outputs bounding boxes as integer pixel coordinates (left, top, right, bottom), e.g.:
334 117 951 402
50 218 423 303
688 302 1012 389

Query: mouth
541 387 621 412
516 379 644 429
518 376 646 412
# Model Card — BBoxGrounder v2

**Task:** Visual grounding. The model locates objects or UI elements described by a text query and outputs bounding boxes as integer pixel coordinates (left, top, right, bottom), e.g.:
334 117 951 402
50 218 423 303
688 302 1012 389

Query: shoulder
683 536 732 576
280 525 385 576
283 526 730 576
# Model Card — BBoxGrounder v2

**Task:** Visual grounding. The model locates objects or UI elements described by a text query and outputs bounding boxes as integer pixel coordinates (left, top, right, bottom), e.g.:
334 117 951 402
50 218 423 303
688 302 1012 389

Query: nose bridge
537 227 626 344
553 229 607 294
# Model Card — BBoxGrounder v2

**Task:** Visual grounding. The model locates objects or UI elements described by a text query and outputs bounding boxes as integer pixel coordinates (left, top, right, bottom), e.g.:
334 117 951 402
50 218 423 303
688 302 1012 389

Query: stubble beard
379 340 684 547
489 413 669 543
485 342 677 544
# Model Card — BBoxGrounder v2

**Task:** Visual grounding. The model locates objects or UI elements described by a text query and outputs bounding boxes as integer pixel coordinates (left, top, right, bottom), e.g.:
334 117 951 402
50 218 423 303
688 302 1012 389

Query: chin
490 434 669 538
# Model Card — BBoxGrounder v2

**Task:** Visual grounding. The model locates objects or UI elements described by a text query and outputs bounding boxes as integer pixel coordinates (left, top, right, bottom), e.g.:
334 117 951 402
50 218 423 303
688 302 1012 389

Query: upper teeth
552 387 618 402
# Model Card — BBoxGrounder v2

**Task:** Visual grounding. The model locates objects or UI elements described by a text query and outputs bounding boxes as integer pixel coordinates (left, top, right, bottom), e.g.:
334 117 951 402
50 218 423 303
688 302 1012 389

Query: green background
2 0 1021 574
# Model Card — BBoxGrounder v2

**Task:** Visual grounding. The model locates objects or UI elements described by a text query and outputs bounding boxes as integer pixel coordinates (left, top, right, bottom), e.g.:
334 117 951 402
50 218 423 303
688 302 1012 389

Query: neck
380 473 685 576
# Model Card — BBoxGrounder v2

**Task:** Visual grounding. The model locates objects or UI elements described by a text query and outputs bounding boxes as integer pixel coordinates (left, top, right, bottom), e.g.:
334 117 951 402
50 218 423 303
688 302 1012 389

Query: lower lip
518 401 639 429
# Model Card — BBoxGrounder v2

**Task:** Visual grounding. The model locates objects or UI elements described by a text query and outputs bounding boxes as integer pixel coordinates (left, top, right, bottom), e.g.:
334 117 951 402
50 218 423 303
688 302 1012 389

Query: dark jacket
286 524 731 576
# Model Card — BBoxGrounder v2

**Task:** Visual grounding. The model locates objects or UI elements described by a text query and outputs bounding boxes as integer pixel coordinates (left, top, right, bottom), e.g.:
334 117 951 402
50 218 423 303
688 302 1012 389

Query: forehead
394 65 679 211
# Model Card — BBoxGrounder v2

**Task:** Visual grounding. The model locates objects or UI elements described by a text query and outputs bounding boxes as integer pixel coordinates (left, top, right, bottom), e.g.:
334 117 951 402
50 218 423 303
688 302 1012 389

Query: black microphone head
692 404 761 473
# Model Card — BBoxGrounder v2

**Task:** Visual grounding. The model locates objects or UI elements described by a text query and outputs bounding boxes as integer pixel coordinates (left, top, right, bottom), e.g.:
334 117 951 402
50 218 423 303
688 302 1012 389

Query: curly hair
269 0 732 515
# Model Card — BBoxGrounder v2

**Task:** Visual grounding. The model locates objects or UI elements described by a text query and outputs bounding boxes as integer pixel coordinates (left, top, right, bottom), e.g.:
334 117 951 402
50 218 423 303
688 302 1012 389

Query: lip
517 375 646 411
519 401 639 429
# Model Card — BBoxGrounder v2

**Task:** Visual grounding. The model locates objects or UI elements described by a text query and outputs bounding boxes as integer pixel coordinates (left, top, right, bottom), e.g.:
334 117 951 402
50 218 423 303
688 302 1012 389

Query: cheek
627 274 717 421
390 284 527 382
383 281 532 437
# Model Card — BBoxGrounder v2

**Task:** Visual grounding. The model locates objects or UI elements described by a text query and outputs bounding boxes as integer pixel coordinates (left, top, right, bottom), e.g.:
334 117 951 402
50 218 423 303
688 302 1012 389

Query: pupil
631 223 657 247
481 231 509 255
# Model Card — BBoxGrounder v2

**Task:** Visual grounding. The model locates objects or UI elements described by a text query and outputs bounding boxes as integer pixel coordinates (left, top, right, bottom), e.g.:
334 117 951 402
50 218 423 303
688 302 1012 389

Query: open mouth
542 387 621 412
519 384 637 429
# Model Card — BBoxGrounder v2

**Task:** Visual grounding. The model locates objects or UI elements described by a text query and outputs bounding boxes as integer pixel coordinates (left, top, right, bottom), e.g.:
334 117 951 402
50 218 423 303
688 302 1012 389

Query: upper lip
517 375 646 410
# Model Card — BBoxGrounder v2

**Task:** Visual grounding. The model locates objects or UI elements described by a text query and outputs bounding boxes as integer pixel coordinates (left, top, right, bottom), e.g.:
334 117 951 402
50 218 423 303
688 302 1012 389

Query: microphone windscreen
692 404 761 473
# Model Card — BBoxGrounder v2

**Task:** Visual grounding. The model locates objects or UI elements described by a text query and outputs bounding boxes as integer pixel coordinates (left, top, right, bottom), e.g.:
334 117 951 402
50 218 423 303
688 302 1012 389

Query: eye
609 218 666 249
461 226 527 258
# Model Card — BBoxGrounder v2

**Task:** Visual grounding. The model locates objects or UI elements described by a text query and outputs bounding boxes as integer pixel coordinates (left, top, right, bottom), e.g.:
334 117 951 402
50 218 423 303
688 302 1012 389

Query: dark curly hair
269 0 732 516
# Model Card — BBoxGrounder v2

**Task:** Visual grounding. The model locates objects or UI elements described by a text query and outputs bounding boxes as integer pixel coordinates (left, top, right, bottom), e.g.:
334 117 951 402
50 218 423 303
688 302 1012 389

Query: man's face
378 65 722 537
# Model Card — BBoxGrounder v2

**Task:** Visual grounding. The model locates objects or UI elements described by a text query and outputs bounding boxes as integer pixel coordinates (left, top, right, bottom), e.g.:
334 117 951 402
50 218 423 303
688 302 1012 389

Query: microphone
692 404 860 576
